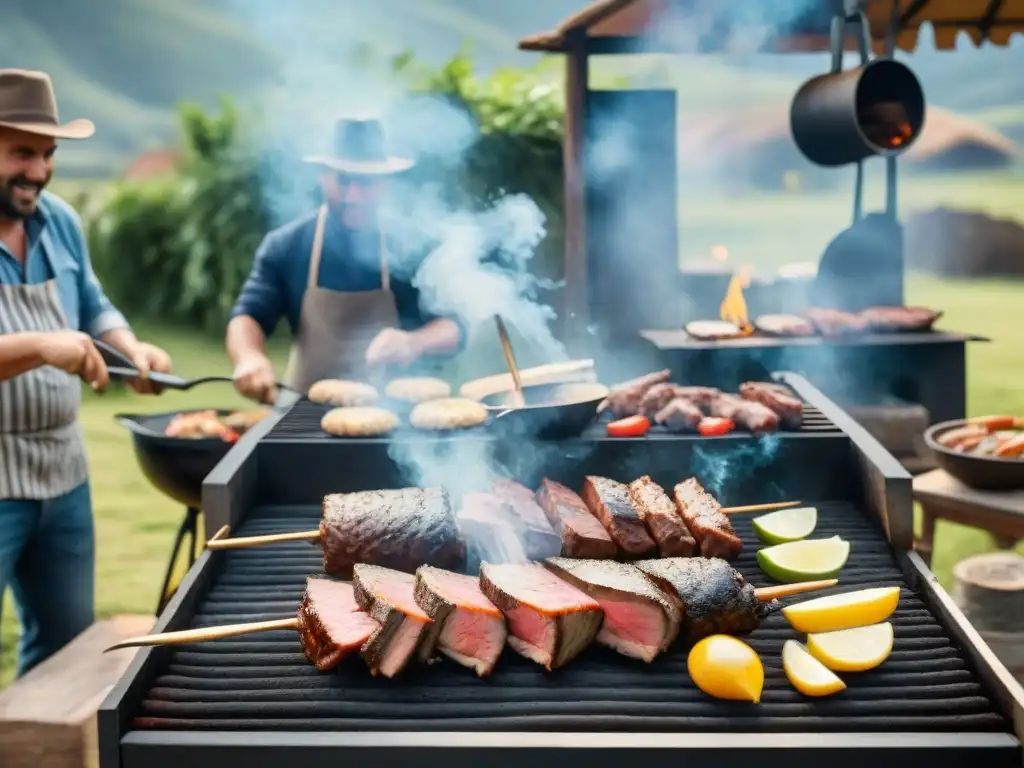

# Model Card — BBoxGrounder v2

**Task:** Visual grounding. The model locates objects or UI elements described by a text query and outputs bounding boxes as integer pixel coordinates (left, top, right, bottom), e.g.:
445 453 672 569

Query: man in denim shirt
0 69 173 675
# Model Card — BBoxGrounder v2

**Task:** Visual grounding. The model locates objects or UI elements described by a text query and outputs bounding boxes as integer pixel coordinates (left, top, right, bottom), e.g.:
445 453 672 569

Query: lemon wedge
756 536 850 583
752 506 818 544
782 586 901 634
807 622 895 672
688 635 764 703
782 640 846 697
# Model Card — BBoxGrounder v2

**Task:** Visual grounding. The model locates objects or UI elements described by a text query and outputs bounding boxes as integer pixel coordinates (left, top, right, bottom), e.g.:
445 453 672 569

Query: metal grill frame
98 373 1024 768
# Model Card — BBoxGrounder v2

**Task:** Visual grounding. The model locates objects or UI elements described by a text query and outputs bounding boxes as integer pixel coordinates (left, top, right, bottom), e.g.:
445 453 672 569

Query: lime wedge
756 536 850 583
752 506 818 544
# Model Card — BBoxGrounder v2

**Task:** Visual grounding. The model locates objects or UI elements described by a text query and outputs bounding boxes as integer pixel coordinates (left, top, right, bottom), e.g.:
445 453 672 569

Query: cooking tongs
93 339 293 393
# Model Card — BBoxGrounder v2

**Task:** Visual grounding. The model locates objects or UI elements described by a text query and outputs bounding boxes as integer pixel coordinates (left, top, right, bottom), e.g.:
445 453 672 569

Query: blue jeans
0 481 94 677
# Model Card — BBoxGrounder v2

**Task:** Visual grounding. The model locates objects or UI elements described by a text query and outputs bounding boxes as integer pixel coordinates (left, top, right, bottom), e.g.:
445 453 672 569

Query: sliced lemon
756 536 850 583
782 586 901 634
687 635 764 703
807 622 895 672
782 640 846 697
752 506 818 545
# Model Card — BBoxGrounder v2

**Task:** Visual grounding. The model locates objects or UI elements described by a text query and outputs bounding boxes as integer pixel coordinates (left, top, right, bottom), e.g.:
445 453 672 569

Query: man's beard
0 175 47 219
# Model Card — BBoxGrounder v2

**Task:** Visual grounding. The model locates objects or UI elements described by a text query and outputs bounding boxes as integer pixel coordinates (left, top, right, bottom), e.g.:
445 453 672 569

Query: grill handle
104 617 300 652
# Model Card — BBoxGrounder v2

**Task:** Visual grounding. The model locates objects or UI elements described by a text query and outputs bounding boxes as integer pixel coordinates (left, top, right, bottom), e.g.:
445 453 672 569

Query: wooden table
913 469 1024 566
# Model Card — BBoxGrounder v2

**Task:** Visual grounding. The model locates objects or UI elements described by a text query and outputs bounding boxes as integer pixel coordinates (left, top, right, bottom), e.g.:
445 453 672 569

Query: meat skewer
673 477 743 560
536 479 618 559
626 475 695 557
352 564 435 678
580 476 657 557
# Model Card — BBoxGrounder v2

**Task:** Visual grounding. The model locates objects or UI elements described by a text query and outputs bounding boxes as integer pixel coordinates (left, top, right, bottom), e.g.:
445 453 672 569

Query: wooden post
561 31 589 356
952 552 1024 686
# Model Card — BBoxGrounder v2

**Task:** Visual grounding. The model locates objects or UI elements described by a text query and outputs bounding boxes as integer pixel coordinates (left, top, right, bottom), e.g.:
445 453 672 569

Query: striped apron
0 280 87 500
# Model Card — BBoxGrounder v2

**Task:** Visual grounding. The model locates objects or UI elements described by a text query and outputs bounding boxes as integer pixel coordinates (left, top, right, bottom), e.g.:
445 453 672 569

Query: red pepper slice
698 417 735 437
607 415 651 438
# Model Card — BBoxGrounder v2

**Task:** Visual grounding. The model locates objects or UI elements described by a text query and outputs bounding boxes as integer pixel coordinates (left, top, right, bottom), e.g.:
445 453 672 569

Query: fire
719 267 753 333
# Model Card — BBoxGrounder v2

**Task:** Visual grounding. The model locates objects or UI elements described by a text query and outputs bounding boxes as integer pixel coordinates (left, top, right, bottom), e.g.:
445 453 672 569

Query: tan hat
0 69 95 140
303 117 413 176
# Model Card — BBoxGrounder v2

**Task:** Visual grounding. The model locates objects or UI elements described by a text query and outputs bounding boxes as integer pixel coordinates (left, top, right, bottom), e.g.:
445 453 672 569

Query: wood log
952 552 1024 685
0 614 154 768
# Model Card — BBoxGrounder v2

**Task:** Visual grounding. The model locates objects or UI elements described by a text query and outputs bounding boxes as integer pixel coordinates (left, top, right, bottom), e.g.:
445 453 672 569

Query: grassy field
0 272 1021 686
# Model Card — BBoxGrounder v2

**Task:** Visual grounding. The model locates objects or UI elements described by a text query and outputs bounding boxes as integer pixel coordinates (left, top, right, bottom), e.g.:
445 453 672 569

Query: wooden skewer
721 500 801 515
753 579 837 602
494 315 526 408
206 529 320 550
104 617 300 652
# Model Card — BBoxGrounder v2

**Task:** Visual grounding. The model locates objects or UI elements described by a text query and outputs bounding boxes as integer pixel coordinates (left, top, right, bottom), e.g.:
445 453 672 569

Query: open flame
719 266 753 333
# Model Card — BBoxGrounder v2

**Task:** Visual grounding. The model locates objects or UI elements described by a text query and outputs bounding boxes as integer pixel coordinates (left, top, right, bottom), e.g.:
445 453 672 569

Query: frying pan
483 381 609 439
924 419 1024 491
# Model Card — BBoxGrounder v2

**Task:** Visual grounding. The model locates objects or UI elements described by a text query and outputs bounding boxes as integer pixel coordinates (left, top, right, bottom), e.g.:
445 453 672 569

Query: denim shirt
0 191 128 337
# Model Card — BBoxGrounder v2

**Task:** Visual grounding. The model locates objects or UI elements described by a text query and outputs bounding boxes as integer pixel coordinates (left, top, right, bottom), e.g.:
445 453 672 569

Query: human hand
365 328 421 367
232 353 278 404
126 341 173 395
37 330 109 391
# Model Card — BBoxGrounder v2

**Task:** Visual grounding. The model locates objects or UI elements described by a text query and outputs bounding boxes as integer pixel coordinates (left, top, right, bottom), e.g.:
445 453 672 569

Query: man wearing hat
0 69 173 675
227 117 464 403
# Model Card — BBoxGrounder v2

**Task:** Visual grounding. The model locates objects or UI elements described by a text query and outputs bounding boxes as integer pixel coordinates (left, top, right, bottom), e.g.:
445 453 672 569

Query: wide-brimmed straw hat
303 117 413 176
0 68 95 140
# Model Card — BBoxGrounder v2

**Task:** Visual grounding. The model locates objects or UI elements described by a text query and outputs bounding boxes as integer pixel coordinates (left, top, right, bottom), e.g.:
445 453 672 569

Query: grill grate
131 501 1005 734
266 400 837 441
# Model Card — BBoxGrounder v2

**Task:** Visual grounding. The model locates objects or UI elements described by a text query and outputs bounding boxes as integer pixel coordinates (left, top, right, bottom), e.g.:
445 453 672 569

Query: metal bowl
482 381 609 440
924 419 1024 491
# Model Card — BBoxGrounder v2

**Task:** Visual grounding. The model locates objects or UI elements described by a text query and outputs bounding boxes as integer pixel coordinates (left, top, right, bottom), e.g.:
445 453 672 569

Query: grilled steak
635 557 776 643
457 493 528 564
535 479 617 559
321 487 465 576
672 478 742 560
627 475 696 557
708 394 780 433
753 313 815 337
353 564 436 678
674 386 722 408
803 307 869 336
603 369 672 418
296 578 381 672
544 557 681 661
414 566 507 676
580 476 657 557
490 479 561 560
479 561 603 670
860 305 941 333
638 382 682 417
740 381 803 429
653 398 703 432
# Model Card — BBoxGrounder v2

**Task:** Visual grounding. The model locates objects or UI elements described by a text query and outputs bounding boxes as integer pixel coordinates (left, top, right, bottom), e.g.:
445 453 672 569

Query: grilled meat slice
414 566 507 676
803 307 869 336
673 386 723 408
581 476 657 557
740 381 803 429
490 479 561 560
708 394 780 433
479 562 603 670
673 478 742 560
603 369 672 418
296 578 381 672
753 314 815 337
638 382 682 417
635 557 776 643
321 487 465 576
457 493 528 564
627 475 696 557
860 305 941 333
544 557 681 661
353 564 435 678
654 398 704 433
536 479 618 559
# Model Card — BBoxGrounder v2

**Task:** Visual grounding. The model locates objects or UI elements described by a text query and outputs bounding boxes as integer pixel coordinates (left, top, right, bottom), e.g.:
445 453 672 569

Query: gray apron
284 205 400 392
0 280 87 500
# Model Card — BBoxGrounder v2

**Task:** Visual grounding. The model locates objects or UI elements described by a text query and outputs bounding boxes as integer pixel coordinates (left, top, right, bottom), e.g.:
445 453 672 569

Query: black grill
133 501 1003 734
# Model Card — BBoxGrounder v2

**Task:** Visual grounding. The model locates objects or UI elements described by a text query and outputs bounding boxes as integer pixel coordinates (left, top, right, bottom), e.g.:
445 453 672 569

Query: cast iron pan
924 419 1024 491
482 381 609 440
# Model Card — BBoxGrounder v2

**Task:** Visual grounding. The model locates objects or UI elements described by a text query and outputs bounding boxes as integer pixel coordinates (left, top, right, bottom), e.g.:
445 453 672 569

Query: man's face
0 128 55 220
321 173 383 228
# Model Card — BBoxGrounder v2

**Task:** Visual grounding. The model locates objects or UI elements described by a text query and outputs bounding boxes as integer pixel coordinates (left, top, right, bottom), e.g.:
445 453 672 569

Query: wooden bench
913 469 1024 566
0 614 153 768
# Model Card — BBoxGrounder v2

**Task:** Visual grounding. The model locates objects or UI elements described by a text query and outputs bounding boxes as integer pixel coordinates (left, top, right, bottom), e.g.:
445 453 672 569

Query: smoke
691 433 783 497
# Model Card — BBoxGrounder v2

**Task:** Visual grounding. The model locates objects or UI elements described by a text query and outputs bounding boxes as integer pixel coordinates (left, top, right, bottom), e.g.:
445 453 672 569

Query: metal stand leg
156 506 200 615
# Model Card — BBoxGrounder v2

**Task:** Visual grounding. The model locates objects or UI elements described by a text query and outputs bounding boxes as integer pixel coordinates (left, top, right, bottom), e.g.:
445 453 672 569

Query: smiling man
0 68 173 676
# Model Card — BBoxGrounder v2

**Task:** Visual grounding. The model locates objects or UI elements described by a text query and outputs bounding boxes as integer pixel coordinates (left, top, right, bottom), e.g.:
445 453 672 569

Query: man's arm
409 317 462 358
0 332 44 381
226 232 287 366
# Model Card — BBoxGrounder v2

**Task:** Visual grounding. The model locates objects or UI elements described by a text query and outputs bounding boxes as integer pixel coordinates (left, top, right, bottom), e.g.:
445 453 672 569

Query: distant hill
2 0 1022 175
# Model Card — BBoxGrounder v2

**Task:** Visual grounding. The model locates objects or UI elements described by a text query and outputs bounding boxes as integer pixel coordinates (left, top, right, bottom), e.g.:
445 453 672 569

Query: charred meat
653 398 703 433
544 557 681 662
296 578 381 672
479 561 603 670
860 306 941 333
635 557 776 643
580 476 657 557
627 475 696 557
353 564 435 678
708 394 780 433
753 314 816 337
673 386 723 408
536 479 618 559
414 566 508 677
490 479 562 560
638 383 683 417
603 369 672 418
320 488 465 576
673 478 742 560
803 307 869 336
740 381 803 429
